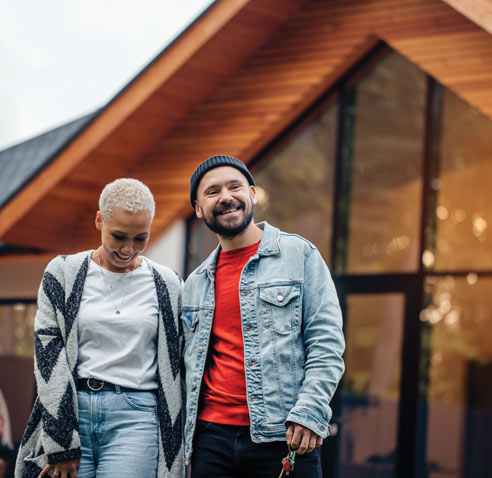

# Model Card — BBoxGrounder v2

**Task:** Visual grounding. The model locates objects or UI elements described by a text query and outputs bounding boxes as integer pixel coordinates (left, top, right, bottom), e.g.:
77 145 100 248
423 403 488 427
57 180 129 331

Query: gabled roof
1 0 492 253
0 112 97 209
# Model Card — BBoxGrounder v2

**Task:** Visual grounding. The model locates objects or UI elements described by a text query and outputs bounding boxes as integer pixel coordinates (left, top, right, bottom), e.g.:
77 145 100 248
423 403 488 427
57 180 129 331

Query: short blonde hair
99 178 155 221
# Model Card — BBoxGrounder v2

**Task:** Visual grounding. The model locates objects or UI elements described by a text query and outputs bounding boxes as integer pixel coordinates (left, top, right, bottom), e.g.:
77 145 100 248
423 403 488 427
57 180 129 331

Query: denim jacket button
198 347 203 353
191 383 197 390
277 293 284 302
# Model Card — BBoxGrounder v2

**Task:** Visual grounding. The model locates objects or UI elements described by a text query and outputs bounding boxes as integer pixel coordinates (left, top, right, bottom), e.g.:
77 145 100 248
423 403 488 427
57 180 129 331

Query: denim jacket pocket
182 307 199 332
260 284 301 334
182 306 204 357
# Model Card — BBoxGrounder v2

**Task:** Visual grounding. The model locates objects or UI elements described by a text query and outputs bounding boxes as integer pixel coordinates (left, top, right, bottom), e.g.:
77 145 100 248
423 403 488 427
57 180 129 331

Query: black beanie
189 155 255 207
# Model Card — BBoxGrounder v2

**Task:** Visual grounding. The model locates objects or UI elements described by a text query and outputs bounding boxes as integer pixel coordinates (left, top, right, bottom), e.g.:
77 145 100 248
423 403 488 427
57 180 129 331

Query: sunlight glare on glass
466 272 478 285
472 215 487 237
436 205 449 220
422 249 435 268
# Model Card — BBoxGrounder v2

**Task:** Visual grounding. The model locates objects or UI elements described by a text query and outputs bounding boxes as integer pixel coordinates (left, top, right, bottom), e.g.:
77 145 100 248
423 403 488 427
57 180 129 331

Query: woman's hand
38 458 80 478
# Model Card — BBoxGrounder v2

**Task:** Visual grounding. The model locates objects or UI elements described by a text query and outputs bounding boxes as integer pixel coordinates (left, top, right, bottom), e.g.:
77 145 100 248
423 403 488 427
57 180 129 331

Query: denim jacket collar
195 221 280 276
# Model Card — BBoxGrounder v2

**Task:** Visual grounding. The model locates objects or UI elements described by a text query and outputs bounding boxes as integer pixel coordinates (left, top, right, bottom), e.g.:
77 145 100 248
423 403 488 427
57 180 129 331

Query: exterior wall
0 259 50 300
145 219 187 278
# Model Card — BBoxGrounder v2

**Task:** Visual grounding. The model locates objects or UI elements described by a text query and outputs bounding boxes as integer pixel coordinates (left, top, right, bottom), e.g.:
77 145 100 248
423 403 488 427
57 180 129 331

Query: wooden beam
440 0 492 35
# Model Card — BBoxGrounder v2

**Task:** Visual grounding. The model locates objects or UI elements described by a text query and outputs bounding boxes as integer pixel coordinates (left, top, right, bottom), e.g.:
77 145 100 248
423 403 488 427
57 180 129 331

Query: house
1 1 492 476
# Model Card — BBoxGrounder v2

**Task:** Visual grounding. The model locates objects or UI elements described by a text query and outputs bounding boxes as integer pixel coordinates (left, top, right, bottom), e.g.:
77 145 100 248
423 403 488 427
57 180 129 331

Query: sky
0 0 213 150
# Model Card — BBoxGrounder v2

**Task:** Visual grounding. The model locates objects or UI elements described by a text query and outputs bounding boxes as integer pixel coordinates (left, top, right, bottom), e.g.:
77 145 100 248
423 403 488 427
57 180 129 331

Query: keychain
278 447 296 477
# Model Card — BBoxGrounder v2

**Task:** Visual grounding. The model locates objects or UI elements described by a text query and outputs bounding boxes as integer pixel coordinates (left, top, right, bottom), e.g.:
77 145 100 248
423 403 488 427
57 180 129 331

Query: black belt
77 378 155 394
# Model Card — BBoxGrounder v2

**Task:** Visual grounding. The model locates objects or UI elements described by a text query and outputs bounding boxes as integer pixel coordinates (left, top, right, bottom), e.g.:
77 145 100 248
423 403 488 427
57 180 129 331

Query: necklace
96 250 139 315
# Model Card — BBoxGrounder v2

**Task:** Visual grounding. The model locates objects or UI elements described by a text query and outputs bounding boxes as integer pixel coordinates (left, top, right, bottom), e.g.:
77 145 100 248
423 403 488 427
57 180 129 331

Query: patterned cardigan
15 251 185 478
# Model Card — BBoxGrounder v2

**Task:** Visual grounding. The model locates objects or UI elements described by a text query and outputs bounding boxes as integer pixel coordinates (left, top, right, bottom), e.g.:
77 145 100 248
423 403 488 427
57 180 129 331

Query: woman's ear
95 211 102 230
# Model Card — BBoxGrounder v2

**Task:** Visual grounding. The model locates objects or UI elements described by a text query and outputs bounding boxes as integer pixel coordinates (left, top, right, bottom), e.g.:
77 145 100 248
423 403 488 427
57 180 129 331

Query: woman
15 178 184 478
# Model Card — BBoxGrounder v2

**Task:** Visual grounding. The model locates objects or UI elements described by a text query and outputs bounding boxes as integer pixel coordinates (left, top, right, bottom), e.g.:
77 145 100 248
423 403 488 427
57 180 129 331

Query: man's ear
95 211 102 230
250 185 257 205
194 202 203 219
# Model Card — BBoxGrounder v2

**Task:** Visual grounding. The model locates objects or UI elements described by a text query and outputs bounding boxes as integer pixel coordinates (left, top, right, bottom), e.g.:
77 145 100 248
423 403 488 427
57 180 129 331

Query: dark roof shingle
0 112 97 208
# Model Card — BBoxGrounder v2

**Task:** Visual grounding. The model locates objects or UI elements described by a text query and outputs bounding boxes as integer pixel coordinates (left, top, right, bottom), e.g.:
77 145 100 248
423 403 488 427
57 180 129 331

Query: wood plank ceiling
1 0 492 253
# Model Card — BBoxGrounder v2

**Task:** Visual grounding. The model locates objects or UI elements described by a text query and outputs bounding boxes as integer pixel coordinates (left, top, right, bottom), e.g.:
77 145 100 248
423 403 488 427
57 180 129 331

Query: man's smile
214 203 244 217
221 208 238 215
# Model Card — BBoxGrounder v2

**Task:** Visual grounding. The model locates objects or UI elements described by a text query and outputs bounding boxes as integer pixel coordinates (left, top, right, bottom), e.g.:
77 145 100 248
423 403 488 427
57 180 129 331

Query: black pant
191 421 322 478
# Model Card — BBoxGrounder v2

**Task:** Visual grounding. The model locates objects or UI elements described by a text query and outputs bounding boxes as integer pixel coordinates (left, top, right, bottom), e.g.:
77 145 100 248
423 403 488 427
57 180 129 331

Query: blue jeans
191 421 322 478
77 390 158 478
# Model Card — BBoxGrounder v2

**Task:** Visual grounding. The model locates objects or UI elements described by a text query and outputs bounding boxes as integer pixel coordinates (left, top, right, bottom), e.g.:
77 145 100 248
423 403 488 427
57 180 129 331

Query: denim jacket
182 222 344 463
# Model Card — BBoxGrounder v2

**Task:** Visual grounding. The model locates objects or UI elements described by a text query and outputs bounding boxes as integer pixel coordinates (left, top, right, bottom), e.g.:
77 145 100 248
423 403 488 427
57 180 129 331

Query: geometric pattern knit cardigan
15 251 184 478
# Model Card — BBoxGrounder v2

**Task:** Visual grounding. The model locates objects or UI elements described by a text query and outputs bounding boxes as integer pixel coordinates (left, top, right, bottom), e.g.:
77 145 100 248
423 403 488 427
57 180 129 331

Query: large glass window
339 293 405 478
254 101 338 263
186 219 218 275
0 303 35 358
432 89 492 271
339 52 426 274
419 276 492 477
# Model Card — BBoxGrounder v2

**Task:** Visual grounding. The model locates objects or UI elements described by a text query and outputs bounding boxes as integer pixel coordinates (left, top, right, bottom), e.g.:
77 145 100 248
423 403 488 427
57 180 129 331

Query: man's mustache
213 201 244 217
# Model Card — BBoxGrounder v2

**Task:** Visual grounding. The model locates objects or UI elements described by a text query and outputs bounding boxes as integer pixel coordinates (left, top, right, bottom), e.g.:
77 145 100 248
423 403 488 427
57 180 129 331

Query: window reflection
254 101 337 264
419 277 492 477
342 52 426 274
0 303 35 357
434 90 492 270
186 219 217 276
340 294 404 478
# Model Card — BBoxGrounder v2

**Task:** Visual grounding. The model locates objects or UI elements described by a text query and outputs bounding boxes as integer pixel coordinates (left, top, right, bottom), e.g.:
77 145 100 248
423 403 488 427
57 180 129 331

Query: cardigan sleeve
33 256 81 464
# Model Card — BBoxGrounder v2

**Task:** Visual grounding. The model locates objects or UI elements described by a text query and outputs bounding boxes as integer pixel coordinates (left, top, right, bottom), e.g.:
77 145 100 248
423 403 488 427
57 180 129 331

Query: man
182 155 344 478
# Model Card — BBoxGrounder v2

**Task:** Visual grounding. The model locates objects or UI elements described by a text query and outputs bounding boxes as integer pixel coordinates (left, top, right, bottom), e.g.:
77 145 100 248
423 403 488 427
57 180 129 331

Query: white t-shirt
77 257 159 390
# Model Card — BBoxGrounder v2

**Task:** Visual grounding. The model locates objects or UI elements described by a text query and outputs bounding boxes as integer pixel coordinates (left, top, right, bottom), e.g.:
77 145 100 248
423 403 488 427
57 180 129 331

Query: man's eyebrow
205 179 245 189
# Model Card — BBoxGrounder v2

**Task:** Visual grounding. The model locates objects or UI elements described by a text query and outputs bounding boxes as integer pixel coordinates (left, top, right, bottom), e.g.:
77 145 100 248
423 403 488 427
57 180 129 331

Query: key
278 459 288 477
278 456 289 477
278 450 295 477
285 449 295 474
289 449 296 472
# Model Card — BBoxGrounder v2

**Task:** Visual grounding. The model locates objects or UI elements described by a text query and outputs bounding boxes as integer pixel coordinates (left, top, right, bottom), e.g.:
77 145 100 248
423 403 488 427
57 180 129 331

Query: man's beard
203 199 254 240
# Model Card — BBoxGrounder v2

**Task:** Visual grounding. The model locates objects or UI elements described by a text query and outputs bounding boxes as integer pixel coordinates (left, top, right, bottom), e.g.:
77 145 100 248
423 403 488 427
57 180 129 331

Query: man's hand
286 422 323 454
39 458 80 478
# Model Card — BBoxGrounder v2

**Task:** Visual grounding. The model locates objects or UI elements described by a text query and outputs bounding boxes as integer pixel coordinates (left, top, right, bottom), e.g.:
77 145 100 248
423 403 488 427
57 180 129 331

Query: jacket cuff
47 448 81 464
286 408 330 439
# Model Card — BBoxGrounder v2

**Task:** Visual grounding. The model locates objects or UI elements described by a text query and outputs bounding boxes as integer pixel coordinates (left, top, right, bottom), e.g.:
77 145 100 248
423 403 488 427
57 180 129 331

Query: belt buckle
87 378 104 391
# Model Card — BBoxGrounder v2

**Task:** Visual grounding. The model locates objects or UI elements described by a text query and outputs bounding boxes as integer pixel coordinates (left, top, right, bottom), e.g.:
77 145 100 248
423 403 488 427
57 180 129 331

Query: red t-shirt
198 240 260 425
